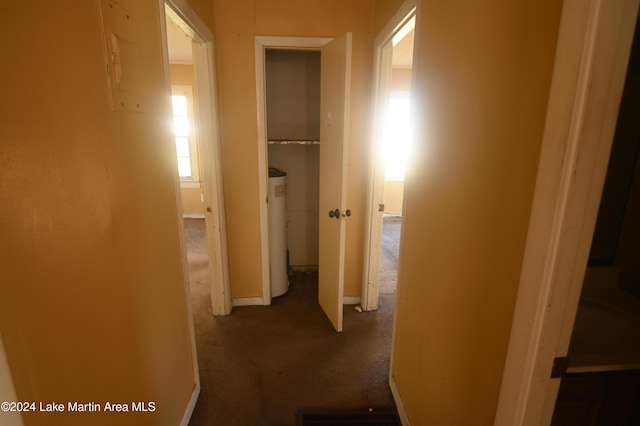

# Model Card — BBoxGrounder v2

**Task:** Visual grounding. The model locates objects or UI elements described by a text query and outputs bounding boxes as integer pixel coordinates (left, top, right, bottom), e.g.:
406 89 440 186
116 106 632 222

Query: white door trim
495 0 639 424
163 0 231 316
361 0 417 313
160 1 231 424
192 40 232 317
254 36 332 305
369 1 420 423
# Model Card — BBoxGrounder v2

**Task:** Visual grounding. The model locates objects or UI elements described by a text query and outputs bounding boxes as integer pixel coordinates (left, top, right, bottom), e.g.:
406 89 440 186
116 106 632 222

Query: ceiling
166 17 413 67
166 17 193 64
392 29 414 68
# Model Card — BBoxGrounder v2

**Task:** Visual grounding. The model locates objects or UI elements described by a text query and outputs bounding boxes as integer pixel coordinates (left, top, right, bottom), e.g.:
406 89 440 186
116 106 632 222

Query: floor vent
297 408 400 426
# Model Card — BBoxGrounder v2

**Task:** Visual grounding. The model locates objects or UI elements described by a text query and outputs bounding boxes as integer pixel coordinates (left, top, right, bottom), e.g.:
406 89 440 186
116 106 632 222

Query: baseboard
183 214 205 219
232 296 360 306
232 297 267 307
343 296 361 305
389 374 410 425
179 382 200 426
289 265 318 272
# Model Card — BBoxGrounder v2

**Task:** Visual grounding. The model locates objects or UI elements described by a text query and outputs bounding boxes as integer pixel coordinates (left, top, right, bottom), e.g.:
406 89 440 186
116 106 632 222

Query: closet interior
265 48 321 288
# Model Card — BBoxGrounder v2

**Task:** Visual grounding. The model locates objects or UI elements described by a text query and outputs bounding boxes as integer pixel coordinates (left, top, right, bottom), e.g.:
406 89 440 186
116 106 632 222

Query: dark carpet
297 407 400 425
183 218 397 426
379 215 401 294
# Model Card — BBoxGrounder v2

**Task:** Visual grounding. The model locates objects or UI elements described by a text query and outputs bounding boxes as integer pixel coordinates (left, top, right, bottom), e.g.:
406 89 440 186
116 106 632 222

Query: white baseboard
179 383 200 426
390 375 410 425
343 296 361 305
183 214 205 219
232 297 267 307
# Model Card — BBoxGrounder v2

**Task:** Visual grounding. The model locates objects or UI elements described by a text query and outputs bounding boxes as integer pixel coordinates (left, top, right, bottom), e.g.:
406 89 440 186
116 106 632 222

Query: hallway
183 219 397 425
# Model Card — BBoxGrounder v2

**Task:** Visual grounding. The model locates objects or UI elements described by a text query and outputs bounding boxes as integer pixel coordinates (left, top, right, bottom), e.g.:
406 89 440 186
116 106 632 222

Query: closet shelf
268 140 319 145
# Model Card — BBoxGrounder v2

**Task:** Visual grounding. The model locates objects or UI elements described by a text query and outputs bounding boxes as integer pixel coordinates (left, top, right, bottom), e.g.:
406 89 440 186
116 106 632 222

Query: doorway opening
162 1 231 319
495 0 640 423
164 6 213 320
159 2 231 422
255 35 352 333
363 5 416 311
551 13 640 423
255 37 332 308
265 48 321 300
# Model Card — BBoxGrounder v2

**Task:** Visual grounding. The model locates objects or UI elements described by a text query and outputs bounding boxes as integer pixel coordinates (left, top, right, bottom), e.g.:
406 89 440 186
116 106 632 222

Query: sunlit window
171 85 199 181
172 95 191 178
382 92 412 181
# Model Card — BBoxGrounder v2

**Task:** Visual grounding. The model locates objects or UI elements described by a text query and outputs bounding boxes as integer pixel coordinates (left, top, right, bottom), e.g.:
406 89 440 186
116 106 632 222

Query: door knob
328 208 340 218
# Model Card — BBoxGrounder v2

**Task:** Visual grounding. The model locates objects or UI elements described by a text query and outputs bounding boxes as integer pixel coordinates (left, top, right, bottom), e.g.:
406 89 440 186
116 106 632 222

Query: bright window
171 86 199 180
382 91 412 181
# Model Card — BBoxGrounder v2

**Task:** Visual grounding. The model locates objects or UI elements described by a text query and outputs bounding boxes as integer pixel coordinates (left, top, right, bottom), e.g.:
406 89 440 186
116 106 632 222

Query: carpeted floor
379 215 401 294
183 218 397 426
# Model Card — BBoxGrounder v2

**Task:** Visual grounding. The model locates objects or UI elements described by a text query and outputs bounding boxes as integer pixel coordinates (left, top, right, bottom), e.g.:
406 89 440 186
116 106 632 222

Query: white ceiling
392 29 414 68
166 17 412 67
166 17 193 64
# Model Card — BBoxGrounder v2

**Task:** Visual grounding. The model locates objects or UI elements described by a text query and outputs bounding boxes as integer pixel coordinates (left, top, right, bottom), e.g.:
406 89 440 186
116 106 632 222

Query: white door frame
254 36 332 306
159 1 231 424
495 0 639 424
163 1 231 318
362 0 417 312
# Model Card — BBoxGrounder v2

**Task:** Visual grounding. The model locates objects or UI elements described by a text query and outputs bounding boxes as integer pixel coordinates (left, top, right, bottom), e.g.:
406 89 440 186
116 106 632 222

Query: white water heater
268 168 288 298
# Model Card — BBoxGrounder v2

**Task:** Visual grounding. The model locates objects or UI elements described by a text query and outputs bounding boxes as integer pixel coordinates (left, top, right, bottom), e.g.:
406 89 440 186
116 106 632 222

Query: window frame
171 84 200 182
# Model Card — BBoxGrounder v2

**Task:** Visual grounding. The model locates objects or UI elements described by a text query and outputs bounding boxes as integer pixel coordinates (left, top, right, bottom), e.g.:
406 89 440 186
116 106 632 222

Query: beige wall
373 0 407 35
383 181 404 215
213 0 374 298
0 2 195 425
266 50 321 141
391 67 412 91
170 64 206 217
181 186 206 216
389 0 563 424
186 0 214 32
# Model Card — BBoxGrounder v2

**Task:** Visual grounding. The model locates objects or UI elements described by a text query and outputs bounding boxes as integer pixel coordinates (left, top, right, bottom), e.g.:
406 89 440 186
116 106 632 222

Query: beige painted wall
373 0 407 35
389 0 563 424
213 0 374 298
170 64 206 217
186 0 214 32
180 185 205 216
266 50 321 141
0 1 195 425
391 67 412 91
383 181 404 215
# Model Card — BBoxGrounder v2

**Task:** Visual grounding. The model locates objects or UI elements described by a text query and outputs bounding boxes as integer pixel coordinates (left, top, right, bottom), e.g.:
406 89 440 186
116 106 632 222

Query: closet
265 49 321 275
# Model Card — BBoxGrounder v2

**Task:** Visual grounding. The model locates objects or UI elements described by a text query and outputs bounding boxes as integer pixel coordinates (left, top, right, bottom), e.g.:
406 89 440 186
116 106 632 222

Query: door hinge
550 356 570 378
378 203 385 212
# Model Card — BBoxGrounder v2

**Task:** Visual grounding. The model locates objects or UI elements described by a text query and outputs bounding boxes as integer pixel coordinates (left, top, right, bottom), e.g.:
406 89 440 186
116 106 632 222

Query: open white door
318 33 352 332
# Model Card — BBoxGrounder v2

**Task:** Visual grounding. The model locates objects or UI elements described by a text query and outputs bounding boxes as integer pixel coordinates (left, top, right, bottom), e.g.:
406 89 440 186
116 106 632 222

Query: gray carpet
183 218 397 426
380 215 401 294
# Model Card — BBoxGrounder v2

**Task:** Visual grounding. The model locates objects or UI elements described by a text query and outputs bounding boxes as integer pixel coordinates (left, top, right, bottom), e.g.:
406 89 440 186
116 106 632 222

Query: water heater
268 168 288 298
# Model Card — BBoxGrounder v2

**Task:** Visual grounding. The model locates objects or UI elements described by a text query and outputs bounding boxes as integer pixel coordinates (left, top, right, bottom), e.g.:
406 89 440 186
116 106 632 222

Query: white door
318 33 352 332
